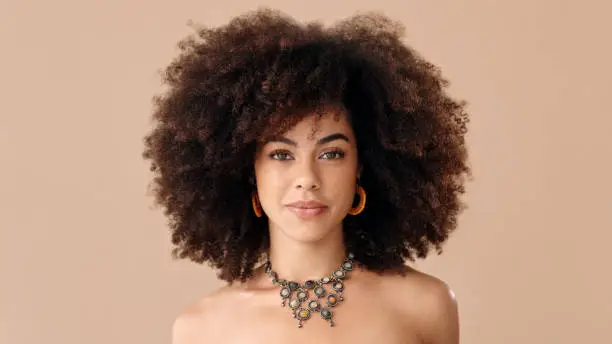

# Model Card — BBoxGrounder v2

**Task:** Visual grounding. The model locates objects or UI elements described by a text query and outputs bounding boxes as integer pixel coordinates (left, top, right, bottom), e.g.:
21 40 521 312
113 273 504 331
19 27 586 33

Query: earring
348 185 366 215
251 191 263 217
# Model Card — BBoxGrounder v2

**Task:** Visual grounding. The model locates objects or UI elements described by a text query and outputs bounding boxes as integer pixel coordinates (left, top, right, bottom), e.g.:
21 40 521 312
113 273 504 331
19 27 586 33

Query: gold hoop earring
348 185 366 215
251 191 263 218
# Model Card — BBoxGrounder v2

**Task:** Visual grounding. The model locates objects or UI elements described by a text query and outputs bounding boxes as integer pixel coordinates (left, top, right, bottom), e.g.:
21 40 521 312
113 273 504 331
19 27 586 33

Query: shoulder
171 285 234 344
380 266 459 344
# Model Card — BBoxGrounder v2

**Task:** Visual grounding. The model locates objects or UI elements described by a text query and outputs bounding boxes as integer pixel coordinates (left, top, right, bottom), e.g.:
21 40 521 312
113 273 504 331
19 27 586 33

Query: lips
285 200 328 220
286 206 328 220
286 200 328 209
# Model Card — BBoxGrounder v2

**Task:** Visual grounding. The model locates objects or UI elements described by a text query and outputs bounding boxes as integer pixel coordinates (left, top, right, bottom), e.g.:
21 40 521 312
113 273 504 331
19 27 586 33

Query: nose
297 182 320 190
296 175 321 190
294 159 321 190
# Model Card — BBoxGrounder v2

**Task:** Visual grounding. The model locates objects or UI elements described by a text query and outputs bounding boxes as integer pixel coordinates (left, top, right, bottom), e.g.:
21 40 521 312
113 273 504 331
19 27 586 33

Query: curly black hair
142 8 470 284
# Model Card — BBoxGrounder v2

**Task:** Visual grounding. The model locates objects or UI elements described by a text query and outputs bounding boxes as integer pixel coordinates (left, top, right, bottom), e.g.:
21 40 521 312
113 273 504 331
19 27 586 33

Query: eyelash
268 149 346 161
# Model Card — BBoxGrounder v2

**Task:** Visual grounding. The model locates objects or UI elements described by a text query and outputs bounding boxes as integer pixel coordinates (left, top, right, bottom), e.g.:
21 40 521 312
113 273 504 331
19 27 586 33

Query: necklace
264 252 355 328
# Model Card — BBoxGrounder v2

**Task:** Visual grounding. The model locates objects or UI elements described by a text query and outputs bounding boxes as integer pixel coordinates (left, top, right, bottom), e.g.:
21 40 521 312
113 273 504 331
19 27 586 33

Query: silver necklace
264 252 355 328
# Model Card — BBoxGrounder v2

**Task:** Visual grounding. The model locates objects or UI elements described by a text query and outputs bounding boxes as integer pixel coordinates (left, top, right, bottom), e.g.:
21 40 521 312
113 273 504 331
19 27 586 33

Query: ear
357 164 363 180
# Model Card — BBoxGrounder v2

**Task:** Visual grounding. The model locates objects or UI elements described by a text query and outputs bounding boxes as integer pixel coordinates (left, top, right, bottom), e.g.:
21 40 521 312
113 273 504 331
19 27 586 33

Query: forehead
283 106 353 140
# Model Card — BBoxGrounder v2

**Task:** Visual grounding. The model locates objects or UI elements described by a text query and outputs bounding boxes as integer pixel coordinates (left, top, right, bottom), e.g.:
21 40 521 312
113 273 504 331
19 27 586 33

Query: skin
171 107 460 344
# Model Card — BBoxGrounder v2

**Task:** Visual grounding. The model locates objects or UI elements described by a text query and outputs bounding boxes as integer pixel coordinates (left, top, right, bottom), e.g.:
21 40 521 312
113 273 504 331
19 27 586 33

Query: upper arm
414 278 460 344
171 288 229 344
171 312 199 344
171 295 217 344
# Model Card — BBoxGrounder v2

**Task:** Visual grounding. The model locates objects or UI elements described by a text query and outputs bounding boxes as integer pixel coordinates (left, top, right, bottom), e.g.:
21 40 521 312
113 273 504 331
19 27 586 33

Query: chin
284 226 335 243
271 214 341 243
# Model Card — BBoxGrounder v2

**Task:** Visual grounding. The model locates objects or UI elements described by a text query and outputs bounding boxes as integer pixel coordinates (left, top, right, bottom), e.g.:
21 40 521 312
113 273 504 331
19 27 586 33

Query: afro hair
142 8 470 284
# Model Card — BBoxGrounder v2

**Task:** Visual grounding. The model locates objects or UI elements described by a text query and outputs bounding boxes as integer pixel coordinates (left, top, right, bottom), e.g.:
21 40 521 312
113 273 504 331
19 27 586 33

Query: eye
320 149 345 160
268 149 345 161
268 150 293 161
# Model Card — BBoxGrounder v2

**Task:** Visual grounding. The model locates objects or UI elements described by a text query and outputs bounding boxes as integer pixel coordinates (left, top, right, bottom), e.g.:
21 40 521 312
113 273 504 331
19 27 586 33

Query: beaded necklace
264 252 355 328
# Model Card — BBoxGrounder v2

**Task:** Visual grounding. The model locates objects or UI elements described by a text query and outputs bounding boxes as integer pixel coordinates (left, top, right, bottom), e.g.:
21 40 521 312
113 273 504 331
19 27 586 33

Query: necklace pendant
342 261 354 271
296 307 311 327
314 285 326 298
333 269 346 279
280 286 291 298
288 298 301 310
320 307 334 326
308 299 321 311
326 294 339 307
332 280 344 292
296 289 309 301
280 286 292 307
304 280 316 289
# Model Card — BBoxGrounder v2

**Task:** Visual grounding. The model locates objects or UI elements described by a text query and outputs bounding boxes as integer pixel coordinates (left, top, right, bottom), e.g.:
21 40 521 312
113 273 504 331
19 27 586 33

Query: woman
143 7 470 344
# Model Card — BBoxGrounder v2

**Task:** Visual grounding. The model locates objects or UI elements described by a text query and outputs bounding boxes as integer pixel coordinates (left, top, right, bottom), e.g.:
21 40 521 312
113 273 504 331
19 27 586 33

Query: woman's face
253 107 360 243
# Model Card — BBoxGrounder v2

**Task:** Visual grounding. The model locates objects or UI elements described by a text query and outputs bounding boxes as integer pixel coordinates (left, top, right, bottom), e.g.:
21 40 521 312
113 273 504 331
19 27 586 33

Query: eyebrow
266 133 350 146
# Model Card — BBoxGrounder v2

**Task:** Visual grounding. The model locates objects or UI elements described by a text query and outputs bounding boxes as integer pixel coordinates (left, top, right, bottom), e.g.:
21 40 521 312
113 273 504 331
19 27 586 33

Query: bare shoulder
380 265 459 344
383 265 458 313
171 285 234 344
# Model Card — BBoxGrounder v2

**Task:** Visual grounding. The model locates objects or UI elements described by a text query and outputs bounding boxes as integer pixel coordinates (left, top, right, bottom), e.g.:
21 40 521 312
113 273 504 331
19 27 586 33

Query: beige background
1 0 611 343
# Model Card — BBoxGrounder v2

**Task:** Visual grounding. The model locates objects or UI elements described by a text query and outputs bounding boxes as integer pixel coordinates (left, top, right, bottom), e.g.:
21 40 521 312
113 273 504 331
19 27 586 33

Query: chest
221 291 421 344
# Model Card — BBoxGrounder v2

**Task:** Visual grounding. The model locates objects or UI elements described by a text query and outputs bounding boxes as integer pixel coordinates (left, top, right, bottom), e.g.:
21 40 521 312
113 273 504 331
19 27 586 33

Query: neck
264 226 348 283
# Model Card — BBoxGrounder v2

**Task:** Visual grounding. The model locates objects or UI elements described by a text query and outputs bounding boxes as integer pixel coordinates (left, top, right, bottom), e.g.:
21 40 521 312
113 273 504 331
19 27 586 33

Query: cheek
323 167 358 201
255 164 285 202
